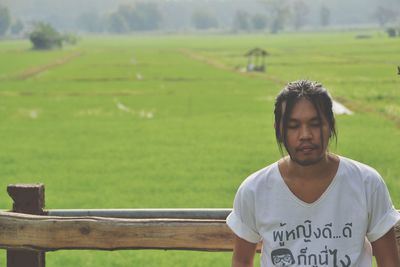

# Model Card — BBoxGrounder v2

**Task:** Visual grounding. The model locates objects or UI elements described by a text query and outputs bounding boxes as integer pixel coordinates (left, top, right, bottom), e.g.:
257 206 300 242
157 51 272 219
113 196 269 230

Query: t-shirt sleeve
226 182 262 244
366 175 400 242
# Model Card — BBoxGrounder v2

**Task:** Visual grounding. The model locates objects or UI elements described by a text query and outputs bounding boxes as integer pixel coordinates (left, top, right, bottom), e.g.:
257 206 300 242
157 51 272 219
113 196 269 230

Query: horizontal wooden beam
2 210 400 254
0 211 261 252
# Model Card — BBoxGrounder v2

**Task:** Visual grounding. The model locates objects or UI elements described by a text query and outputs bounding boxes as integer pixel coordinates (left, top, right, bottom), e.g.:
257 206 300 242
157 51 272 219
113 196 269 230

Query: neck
285 153 336 180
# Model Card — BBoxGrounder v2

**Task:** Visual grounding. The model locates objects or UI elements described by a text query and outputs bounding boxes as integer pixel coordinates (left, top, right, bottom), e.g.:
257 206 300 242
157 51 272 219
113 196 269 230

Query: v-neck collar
275 156 343 207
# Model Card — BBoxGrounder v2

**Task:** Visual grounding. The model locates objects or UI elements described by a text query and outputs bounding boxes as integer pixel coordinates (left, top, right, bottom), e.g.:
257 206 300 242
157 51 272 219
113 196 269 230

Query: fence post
7 184 46 267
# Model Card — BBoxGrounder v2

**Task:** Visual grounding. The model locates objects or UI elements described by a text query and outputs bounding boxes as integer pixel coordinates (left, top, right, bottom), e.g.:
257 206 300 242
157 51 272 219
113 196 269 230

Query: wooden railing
1 184 400 267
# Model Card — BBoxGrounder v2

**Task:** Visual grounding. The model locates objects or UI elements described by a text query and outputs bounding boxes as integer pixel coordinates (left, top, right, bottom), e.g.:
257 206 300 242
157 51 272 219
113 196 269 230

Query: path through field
181 48 354 115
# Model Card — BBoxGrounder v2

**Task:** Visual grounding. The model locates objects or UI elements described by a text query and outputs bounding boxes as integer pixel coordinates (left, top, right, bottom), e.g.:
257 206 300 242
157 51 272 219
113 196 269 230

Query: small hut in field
245 48 268 72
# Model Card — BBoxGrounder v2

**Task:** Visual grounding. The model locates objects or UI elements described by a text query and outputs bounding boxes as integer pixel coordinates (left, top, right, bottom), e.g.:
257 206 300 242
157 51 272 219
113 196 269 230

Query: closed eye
287 124 299 129
309 118 322 127
310 122 321 127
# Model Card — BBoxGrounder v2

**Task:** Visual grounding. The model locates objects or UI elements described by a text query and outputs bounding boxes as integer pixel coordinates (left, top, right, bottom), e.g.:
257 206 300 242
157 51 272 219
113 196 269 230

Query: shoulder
237 162 280 194
338 156 384 189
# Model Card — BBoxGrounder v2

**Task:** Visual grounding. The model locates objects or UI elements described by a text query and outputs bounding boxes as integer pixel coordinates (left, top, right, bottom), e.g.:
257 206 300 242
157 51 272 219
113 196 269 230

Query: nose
299 125 312 140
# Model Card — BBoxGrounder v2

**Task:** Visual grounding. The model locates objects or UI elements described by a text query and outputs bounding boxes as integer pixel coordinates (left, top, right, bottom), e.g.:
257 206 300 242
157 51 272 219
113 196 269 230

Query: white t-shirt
227 156 400 267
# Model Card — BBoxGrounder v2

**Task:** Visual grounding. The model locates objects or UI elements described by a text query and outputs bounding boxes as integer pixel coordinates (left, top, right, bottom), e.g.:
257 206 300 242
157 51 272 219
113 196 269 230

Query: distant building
245 48 268 72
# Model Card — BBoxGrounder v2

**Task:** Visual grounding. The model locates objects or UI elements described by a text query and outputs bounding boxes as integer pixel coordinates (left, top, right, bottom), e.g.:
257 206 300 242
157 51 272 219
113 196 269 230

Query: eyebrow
288 117 321 122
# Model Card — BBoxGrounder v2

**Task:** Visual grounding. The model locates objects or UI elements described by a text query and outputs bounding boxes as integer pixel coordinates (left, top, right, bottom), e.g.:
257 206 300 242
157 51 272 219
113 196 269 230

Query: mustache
295 143 320 151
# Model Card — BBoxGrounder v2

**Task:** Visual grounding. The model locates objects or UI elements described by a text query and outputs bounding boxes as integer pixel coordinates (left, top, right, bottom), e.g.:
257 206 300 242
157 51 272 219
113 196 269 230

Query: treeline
74 1 335 33
1 0 400 36
76 3 272 33
72 0 400 33
77 3 162 33
76 1 333 33
0 5 24 36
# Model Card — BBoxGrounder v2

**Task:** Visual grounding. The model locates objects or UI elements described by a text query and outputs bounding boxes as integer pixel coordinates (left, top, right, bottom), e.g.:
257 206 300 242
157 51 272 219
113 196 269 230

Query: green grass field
0 30 399 266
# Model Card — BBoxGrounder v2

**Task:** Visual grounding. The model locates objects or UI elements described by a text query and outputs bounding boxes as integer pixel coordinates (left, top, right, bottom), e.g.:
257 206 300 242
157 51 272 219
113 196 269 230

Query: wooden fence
1 184 400 267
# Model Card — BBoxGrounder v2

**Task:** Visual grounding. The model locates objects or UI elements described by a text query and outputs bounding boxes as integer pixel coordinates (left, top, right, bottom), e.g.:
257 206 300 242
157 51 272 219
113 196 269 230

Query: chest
255 185 369 267
255 177 369 242
283 177 334 204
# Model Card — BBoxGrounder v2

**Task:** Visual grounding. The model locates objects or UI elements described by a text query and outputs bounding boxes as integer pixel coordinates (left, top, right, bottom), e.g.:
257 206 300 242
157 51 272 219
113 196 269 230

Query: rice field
0 30 399 266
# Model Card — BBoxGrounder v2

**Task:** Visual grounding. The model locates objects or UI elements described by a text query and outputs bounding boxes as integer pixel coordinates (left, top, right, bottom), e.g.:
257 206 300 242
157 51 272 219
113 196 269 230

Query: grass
0 30 399 266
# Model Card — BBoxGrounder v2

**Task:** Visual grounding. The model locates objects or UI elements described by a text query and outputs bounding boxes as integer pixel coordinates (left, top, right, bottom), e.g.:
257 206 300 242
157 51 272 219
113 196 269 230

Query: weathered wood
2 183 400 260
7 184 46 267
1 210 400 254
0 211 262 252
48 208 231 219
7 184 45 215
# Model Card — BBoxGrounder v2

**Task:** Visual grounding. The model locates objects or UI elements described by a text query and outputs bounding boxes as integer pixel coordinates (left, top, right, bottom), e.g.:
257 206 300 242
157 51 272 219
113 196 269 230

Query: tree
292 0 309 30
107 12 129 33
233 10 251 31
134 2 162 31
191 9 218 30
113 3 162 32
251 14 268 31
320 6 330 27
373 6 398 27
77 12 105 33
29 22 63 50
62 33 79 45
0 5 11 36
261 0 291 33
10 19 24 35
386 27 398 37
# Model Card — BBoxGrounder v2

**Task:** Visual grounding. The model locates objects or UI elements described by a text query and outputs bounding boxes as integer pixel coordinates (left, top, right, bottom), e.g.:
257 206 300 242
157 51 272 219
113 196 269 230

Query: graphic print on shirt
271 248 295 266
270 220 352 266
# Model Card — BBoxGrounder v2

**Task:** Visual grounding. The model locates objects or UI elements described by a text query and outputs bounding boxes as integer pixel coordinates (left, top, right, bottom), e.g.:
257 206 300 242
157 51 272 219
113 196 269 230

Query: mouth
296 144 319 153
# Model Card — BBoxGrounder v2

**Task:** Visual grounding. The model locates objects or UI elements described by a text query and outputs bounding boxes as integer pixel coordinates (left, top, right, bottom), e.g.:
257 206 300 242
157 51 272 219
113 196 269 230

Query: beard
289 153 325 166
288 144 325 166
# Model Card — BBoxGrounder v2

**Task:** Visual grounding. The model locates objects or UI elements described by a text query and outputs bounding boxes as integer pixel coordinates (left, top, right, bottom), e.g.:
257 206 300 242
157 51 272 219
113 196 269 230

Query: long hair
274 80 337 155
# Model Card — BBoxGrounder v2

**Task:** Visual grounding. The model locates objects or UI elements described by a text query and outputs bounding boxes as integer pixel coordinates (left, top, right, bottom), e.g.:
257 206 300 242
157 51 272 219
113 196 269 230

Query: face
272 254 294 266
283 98 330 166
271 249 295 266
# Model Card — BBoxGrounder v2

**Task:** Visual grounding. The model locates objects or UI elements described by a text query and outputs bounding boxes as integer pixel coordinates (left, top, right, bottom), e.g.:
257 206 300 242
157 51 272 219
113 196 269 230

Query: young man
227 80 400 267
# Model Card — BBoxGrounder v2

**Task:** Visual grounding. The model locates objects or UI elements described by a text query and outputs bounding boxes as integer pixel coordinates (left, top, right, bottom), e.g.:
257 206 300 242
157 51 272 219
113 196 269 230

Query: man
227 80 400 267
